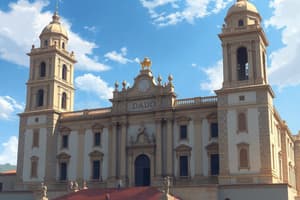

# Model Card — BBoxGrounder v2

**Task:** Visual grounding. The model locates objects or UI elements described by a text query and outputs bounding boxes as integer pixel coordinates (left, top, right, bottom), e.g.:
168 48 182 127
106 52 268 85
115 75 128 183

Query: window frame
61 92 67 109
237 47 249 81
237 143 250 170
94 132 101 147
37 89 44 107
40 62 46 77
62 64 67 80
32 129 39 148
30 156 39 178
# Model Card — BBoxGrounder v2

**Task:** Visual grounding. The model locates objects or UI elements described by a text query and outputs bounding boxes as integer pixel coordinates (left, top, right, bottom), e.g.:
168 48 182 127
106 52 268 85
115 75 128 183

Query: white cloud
0 96 23 120
104 47 132 64
0 0 109 72
140 0 233 26
266 0 300 88
0 136 18 165
75 73 113 100
83 25 97 33
191 63 197 68
200 60 223 93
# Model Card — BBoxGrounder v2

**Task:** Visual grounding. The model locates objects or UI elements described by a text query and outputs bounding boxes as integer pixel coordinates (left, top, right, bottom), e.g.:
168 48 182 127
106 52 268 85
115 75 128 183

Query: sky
0 0 299 165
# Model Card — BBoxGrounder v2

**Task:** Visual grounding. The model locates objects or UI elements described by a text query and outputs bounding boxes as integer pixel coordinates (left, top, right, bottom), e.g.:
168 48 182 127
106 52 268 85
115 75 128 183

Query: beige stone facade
11 0 300 200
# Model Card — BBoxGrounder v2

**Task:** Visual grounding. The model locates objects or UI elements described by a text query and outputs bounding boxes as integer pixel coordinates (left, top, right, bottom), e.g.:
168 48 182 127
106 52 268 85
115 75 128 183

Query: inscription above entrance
128 99 156 112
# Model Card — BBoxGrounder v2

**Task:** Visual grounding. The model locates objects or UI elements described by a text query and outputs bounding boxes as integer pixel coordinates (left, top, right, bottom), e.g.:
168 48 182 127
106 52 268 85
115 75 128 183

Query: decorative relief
129 125 155 145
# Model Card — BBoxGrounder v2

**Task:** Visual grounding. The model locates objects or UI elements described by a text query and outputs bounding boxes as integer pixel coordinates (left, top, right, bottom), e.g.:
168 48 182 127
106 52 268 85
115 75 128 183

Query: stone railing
61 108 112 120
222 24 260 34
175 96 217 107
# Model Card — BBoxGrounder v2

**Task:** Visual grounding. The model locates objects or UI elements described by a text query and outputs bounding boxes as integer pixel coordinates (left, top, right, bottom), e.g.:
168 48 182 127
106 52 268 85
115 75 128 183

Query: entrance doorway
135 154 150 186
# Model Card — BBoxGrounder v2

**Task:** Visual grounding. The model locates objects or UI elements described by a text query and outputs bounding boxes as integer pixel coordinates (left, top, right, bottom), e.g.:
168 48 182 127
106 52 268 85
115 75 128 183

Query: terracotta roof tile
54 187 180 200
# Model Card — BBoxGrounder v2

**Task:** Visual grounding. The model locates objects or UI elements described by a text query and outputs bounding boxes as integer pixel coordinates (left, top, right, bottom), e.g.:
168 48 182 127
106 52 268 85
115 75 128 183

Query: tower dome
40 12 68 39
226 0 258 18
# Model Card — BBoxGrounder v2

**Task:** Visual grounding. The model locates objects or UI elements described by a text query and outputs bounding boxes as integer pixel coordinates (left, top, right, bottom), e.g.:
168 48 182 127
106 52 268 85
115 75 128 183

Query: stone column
166 119 173 176
108 124 117 179
155 119 162 177
120 122 127 181
77 128 85 181
194 118 203 177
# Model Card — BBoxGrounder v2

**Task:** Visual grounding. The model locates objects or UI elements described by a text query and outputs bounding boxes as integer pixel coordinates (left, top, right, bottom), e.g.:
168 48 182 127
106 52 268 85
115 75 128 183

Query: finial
140 57 152 70
55 0 59 14
122 80 127 91
157 75 162 85
52 0 60 23
168 74 174 87
114 81 119 91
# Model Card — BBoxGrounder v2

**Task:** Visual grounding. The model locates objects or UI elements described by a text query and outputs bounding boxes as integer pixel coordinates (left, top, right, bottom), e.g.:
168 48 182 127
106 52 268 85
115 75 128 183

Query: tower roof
226 0 259 18
40 12 68 39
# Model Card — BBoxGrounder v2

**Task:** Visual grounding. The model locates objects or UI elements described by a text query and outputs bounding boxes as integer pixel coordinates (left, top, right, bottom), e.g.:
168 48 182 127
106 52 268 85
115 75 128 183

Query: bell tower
219 0 268 89
26 11 76 112
16 11 76 188
216 0 276 185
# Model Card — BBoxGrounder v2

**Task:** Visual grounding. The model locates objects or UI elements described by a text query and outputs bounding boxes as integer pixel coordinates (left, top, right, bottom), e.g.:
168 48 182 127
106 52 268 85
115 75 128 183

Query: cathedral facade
15 0 300 199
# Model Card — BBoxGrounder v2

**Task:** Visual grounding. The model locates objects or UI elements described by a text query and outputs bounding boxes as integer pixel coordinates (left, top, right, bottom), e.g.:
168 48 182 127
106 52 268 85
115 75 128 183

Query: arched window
37 89 44 107
61 92 67 109
238 112 247 132
237 47 249 80
44 40 48 47
238 19 244 27
40 62 46 77
62 64 67 80
239 148 249 169
62 42 65 49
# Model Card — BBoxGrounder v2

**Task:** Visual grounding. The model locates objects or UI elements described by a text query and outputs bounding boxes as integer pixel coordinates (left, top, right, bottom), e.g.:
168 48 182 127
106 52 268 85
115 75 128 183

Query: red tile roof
0 169 17 175
54 187 180 200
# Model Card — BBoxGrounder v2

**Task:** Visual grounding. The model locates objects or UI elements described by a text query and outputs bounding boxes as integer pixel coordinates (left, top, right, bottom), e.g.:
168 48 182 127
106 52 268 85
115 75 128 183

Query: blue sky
0 0 299 165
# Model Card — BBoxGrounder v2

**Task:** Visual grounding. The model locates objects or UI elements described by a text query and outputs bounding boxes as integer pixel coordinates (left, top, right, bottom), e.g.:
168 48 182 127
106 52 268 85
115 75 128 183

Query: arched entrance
135 154 150 186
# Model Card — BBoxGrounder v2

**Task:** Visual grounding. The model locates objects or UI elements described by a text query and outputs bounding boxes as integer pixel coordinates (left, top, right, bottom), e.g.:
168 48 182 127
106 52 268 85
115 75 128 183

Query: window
40 62 46 77
62 64 67 80
179 156 188 177
30 157 38 178
211 154 219 175
62 135 69 149
0 183 2 192
60 162 67 181
238 143 249 169
238 19 244 27
61 92 67 109
210 123 218 138
62 42 65 49
44 40 48 47
94 132 101 146
32 129 39 147
180 125 187 140
37 89 44 107
239 148 249 169
238 112 247 132
237 47 249 80
92 160 101 180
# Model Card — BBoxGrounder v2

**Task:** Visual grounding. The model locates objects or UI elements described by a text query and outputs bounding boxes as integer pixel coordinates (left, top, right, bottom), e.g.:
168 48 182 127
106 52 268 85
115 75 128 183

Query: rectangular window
210 123 218 138
211 154 219 175
60 162 67 181
32 129 39 147
62 135 68 149
179 156 188 177
180 125 187 140
94 132 101 146
0 183 3 192
31 160 38 178
92 160 101 180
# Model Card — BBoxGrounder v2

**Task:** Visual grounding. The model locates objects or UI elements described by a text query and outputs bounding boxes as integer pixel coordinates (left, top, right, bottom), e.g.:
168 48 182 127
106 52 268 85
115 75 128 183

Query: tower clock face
138 79 150 92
